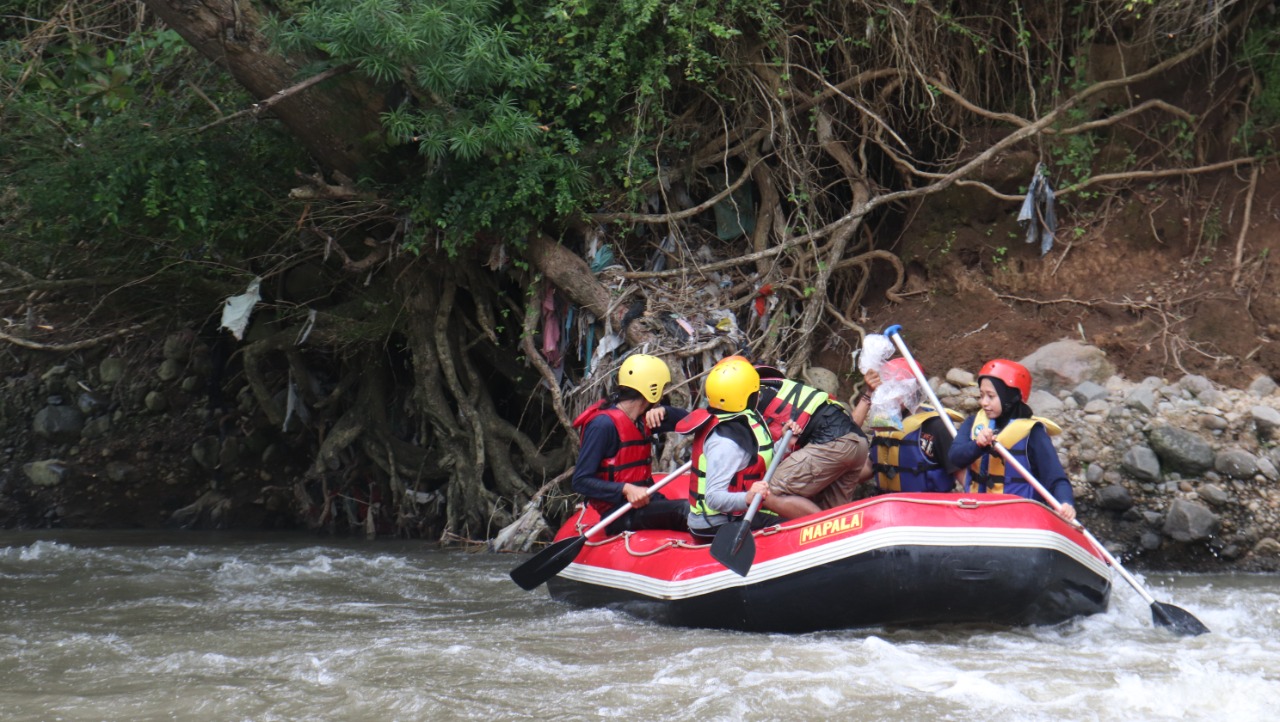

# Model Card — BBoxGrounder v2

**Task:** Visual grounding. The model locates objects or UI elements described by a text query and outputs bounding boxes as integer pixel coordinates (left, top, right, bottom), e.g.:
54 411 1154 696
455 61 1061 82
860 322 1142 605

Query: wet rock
1214 448 1260 480
77 392 107 416
1121 445 1161 482
23 459 67 487
1140 532 1163 550
1162 499 1220 542
1097 484 1133 511
1086 464 1105 484
33 405 85 441
1148 424 1213 475
1259 457 1279 481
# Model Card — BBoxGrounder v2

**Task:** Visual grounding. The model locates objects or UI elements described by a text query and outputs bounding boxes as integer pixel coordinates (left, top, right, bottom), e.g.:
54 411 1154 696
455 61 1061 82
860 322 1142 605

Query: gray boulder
1214 448 1260 480
1121 445 1161 482
1124 387 1157 415
23 459 68 487
1162 499 1220 543
99 358 127 385
1028 389 1064 416
1019 340 1116 394
33 405 85 441
1148 425 1214 475
1248 376 1278 397
1197 483 1230 507
1252 405 1280 438
1178 374 1214 397
1072 381 1108 405
1097 484 1133 511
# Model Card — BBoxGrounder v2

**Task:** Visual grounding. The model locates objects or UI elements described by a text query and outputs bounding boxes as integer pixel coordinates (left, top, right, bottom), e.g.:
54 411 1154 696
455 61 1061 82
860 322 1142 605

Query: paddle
509 461 693 591
884 325 1210 637
710 428 794 577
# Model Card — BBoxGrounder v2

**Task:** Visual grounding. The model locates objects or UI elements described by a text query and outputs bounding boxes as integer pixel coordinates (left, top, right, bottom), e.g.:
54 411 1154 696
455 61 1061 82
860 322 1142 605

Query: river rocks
1214 448 1260 479
1148 424 1214 475
1249 375 1278 397
99 358 127 385
23 459 68 487
157 359 182 382
1028 389 1063 415
1163 499 1220 542
945 368 975 387
1072 381 1108 405
1255 538 1280 556
1197 483 1230 507
33 405 84 442
191 436 221 470
1121 445 1161 481
1252 405 1280 439
1020 340 1116 393
144 391 168 413
1124 387 1157 415
1097 484 1133 511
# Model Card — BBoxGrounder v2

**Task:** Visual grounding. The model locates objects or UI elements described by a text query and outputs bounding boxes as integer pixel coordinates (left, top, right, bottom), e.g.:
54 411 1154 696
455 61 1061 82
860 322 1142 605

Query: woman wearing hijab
948 359 1077 522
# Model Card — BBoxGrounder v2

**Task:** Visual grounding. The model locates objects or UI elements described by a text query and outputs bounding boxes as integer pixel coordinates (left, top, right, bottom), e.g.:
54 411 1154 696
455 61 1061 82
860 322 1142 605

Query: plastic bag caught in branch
220 277 262 341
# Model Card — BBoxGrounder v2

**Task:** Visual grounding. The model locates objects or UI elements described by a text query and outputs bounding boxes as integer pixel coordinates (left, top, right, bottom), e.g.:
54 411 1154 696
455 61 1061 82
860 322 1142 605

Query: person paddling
571 354 689 534
948 359 1077 522
677 356 795 541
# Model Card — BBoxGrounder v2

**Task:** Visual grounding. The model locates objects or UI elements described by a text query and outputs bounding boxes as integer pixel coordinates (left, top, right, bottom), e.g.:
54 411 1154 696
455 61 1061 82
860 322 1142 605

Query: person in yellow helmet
676 356 805 540
570 354 689 533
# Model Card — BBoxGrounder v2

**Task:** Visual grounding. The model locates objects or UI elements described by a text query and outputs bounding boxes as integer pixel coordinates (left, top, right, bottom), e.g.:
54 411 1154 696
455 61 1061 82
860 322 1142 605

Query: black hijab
983 376 1033 422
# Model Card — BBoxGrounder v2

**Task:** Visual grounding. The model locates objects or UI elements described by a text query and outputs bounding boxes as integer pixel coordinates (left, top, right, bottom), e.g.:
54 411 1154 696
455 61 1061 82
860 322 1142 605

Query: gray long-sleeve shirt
686 429 753 533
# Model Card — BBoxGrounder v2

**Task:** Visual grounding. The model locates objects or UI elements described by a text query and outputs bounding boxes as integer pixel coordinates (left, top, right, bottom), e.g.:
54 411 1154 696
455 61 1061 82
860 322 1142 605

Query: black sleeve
922 417 960 473
571 416 625 504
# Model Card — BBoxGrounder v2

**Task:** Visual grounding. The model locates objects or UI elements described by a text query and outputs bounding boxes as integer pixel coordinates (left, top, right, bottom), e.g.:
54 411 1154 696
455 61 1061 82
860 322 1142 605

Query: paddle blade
710 522 756 577
1151 601 1210 636
509 536 587 591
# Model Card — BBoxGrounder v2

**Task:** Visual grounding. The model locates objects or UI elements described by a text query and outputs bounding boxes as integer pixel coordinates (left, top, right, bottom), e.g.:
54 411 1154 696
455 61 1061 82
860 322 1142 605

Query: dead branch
1232 164 1260 288
0 322 151 351
195 63 355 133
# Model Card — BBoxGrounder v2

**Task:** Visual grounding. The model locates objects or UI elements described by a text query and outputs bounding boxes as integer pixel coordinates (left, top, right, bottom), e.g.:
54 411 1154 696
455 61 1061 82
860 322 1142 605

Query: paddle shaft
587 460 693 537
885 326 1162 607
739 428 794 525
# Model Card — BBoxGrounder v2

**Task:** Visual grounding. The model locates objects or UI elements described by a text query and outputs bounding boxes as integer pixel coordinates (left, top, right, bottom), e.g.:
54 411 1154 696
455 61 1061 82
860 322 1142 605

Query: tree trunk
144 0 384 177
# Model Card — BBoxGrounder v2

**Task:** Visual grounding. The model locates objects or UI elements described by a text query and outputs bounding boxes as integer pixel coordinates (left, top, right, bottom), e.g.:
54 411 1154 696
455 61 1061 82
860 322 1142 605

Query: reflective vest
871 406 964 492
965 410 1062 498
572 401 653 513
759 380 830 441
688 409 775 519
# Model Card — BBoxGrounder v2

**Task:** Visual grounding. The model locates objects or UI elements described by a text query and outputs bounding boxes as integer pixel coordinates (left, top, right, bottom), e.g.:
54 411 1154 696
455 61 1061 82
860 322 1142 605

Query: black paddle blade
710 522 756 577
1151 601 1210 636
509 536 587 591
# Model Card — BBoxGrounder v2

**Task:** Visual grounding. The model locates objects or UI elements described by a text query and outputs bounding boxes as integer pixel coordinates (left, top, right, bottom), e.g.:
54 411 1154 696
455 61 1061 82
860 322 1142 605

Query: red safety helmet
881 357 925 383
978 359 1032 402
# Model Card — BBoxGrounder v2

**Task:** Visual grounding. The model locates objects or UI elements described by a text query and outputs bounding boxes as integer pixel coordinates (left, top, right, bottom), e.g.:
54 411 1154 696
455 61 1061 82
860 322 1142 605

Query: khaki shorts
769 432 871 509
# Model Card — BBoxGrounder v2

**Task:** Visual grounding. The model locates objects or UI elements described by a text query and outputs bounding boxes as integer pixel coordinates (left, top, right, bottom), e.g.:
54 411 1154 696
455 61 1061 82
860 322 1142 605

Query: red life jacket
686 409 773 519
758 379 830 442
572 401 654 513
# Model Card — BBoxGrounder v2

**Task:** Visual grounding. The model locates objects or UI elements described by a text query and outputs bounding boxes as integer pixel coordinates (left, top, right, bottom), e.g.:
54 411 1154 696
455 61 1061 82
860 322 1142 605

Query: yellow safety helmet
705 356 760 412
618 354 670 403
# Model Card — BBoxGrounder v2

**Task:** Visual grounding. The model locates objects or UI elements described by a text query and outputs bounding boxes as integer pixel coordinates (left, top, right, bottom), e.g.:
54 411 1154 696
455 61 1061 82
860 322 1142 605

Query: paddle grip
584 460 693 538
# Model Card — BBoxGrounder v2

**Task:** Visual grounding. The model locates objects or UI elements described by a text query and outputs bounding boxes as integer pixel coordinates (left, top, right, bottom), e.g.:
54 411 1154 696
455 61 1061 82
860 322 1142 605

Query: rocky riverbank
932 339 1280 572
4 332 1280 571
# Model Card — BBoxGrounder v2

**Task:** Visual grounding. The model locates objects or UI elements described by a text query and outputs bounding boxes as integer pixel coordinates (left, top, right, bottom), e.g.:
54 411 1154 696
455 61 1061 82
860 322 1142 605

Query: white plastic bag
857 334 895 375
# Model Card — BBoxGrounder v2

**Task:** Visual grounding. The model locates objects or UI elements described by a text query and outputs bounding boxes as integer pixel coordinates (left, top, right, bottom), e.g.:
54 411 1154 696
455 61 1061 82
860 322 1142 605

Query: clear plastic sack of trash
856 334 895 375
868 377 921 430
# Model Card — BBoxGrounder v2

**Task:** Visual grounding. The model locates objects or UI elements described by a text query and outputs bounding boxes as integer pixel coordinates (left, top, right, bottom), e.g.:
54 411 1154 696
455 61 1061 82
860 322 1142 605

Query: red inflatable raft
545 472 1112 632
